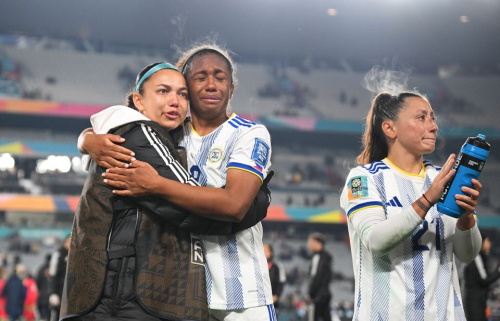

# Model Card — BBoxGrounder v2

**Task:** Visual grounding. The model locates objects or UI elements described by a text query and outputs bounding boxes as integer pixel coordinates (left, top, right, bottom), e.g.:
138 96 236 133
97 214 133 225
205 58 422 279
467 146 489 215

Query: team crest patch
348 176 369 201
251 138 270 169
207 147 224 163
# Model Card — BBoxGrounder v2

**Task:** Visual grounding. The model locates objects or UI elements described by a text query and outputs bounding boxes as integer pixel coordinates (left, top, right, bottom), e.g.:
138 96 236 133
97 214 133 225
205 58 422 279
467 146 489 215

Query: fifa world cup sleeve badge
348 176 369 201
251 138 270 173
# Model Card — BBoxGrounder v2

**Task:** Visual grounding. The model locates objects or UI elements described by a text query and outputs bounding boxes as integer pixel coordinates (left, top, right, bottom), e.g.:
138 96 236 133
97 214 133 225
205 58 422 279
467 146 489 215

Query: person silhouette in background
1 264 27 321
48 235 70 321
307 233 332 321
264 243 286 312
463 233 500 321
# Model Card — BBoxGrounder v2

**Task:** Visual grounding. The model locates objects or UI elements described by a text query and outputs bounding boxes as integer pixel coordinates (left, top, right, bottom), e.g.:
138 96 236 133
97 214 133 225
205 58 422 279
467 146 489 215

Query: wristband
422 193 434 207
415 198 430 212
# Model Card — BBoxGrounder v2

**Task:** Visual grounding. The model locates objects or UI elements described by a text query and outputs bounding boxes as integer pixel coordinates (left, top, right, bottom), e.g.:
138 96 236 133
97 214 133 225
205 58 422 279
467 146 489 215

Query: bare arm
104 160 262 222
77 128 134 169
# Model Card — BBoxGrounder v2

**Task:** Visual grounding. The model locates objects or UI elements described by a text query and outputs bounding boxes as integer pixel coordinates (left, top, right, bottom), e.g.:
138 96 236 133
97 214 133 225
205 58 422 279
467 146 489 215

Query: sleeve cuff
227 162 264 183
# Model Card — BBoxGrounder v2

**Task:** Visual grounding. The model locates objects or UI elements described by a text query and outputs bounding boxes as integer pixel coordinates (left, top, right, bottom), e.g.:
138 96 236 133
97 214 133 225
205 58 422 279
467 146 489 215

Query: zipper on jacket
110 257 123 316
109 209 139 316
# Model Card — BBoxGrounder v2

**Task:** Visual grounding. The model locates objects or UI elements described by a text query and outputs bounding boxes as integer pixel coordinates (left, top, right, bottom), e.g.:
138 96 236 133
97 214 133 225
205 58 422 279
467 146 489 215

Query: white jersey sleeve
227 125 272 183
341 167 423 256
453 221 481 263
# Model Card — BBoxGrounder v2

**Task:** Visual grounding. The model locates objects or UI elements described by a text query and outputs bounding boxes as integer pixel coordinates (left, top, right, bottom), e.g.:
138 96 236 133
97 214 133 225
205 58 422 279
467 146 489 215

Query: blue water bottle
437 134 490 217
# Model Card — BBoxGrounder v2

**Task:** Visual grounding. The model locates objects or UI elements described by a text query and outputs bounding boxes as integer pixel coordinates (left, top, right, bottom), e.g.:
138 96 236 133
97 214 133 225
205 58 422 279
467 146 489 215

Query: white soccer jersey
181 113 273 310
340 158 467 321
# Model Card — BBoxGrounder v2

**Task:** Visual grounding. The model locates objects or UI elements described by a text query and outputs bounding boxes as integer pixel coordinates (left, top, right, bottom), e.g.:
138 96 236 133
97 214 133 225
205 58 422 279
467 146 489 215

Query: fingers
106 134 126 144
112 190 133 196
105 134 135 161
455 194 476 211
103 178 127 189
110 145 135 157
102 172 127 181
441 154 456 173
471 179 482 191
106 167 131 175
102 157 129 168
442 168 456 183
97 161 114 169
129 160 147 168
462 186 480 200
108 150 136 163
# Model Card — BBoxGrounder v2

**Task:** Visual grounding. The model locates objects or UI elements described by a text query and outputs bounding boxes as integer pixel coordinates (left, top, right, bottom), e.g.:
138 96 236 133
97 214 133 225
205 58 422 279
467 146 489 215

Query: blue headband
135 62 179 93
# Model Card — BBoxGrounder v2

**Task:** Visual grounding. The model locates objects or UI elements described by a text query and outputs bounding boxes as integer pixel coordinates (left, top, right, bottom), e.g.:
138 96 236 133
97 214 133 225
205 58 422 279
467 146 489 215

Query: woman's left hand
102 160 159 196
456 179 482 230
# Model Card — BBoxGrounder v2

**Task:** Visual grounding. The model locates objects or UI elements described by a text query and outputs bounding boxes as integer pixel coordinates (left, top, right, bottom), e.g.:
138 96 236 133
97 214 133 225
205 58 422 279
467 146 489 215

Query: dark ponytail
357 92 427 165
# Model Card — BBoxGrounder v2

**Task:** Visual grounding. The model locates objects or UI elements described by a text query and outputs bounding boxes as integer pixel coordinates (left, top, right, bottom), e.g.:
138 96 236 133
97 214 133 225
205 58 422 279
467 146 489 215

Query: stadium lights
460 16 469 23
0 153 15 171
35 155 72 174
72 156 85 173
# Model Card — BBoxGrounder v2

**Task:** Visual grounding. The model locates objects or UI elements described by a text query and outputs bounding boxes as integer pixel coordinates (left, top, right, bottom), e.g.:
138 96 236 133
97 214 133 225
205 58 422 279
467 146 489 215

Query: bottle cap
466 134 490 151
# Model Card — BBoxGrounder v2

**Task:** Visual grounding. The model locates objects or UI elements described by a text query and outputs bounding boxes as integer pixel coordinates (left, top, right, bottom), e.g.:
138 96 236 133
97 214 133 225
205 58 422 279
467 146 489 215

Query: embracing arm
105 125 272 223
78 128 134 168
113 123 267 232
107 163 262 222
80 126 269 225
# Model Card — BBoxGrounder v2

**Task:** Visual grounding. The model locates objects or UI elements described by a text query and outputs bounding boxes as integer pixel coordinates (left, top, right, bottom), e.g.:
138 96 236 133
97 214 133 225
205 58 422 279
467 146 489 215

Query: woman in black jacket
61 62 270 321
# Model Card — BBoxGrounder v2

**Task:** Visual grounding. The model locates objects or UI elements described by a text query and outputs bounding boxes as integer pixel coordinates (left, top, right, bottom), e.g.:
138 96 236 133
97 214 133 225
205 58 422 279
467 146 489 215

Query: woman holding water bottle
340 91 482 321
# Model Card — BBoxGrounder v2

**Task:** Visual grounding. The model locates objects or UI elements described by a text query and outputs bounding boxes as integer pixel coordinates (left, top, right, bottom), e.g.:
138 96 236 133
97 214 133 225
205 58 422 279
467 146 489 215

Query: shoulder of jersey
360 160 390 175
227 115 261 130
423 159 441 172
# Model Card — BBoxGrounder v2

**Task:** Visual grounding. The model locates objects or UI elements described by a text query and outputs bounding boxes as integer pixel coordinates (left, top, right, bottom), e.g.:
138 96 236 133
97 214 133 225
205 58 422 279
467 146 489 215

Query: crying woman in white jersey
340 91 482 321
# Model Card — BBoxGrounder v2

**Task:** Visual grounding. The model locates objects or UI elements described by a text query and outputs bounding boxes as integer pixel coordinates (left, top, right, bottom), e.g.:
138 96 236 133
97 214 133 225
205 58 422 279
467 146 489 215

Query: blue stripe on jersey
228 121 238 128
267 304 277 321
453 290 462 308
347 201 384 218
228 162 264 181
219 130 240 185
454 289 467 321
374 173 388 217
395 175 425 321
249 228 267 306
354 243 363 321
219 235 244 309
423 159 442 172
232 118 252 128
370 255 391 321
426 174 453 321
235 116 257 125
364 161 390 174
196 126 223 186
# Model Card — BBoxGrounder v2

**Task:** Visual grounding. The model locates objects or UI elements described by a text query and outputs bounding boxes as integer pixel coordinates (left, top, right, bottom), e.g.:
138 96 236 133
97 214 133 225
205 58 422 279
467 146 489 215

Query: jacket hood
91 105 150 134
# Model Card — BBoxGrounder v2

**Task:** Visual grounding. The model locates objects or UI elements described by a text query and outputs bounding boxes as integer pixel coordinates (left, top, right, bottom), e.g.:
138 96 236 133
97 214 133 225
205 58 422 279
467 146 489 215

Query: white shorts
209 304 277 321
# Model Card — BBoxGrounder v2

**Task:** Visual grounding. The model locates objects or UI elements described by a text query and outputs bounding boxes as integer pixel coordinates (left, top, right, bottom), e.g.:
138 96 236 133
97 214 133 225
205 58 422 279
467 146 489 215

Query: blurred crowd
0 236 69 321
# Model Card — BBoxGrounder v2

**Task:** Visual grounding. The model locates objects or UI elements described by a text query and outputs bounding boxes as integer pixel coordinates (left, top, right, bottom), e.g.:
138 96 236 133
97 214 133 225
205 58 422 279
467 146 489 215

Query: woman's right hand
80 130 135 169
424 153 457 204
